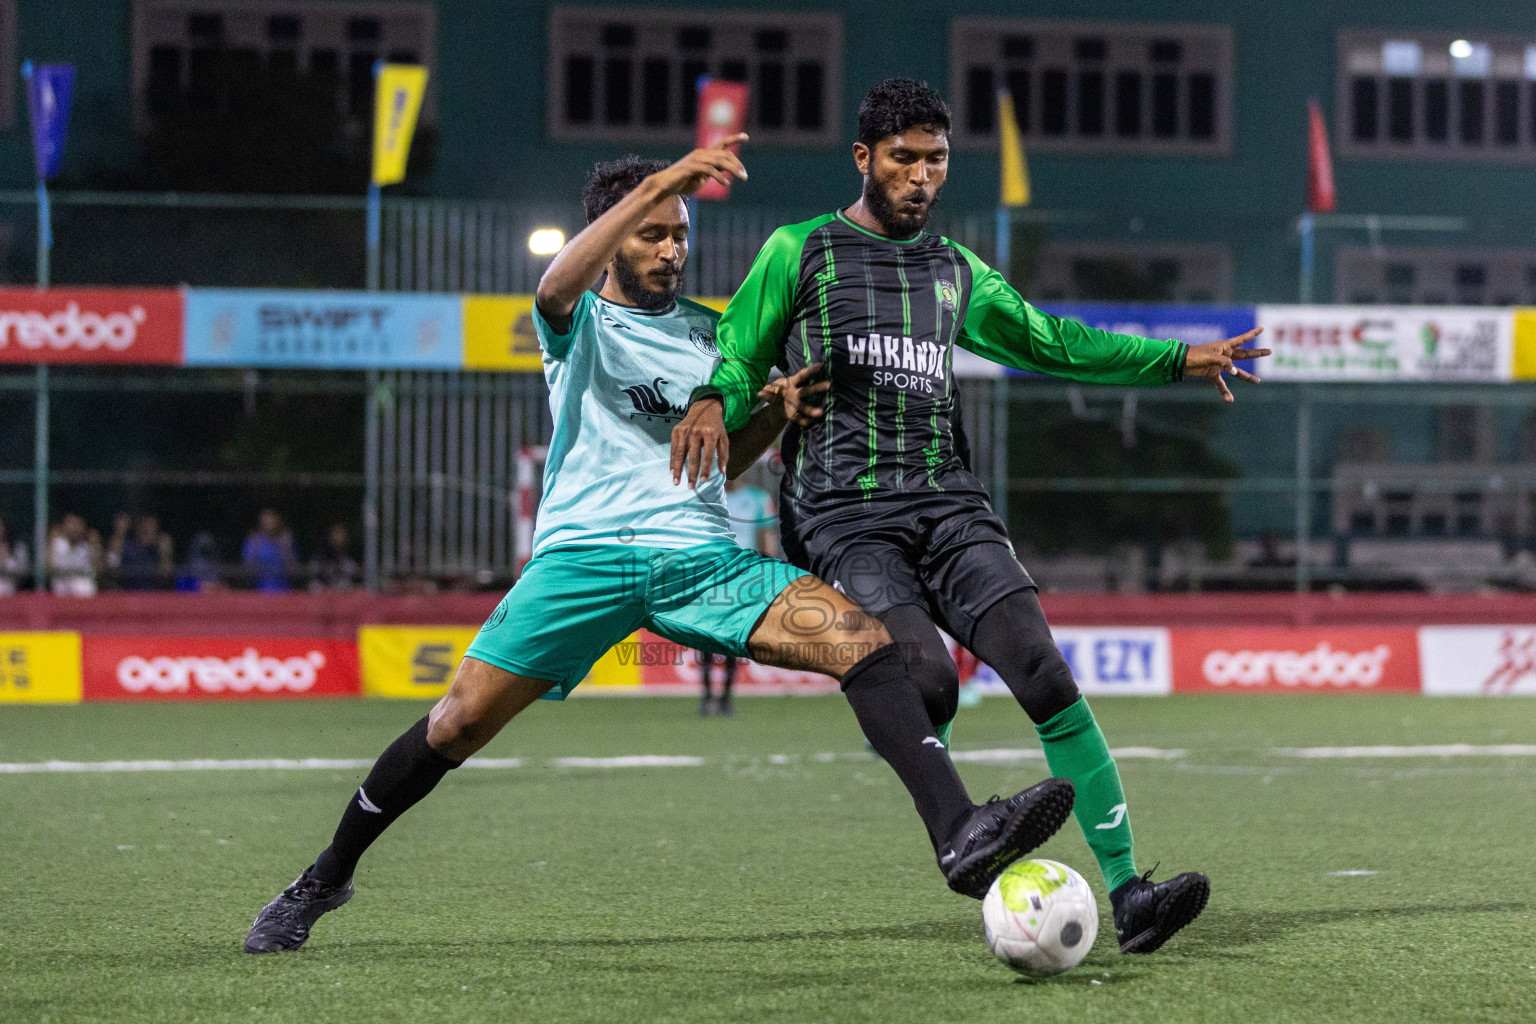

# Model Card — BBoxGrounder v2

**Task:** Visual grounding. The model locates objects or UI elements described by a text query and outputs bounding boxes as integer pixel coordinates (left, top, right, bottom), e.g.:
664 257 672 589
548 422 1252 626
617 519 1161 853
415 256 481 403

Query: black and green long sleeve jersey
707 210 1188 506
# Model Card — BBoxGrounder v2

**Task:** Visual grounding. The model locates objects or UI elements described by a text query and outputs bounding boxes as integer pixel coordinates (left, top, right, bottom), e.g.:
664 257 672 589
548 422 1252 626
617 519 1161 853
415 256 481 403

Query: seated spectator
110 514 174 591
242 509 297 593
175 532 224 592
308 523 360 592
49 513 100 597
0 519 28 596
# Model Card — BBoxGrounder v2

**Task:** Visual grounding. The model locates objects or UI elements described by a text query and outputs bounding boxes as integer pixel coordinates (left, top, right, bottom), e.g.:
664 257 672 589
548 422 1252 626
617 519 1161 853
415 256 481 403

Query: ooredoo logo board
0 288 183 364
1170 629 1420 692
82 637 359 701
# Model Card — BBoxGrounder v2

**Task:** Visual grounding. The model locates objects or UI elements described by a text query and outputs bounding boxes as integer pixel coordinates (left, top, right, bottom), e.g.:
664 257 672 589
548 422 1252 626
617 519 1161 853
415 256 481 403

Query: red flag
693 78 748 201
1307 97 1336 213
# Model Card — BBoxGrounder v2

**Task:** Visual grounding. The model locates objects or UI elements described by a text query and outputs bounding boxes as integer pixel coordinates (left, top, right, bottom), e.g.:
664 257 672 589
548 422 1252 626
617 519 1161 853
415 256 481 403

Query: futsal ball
982 859 1098 976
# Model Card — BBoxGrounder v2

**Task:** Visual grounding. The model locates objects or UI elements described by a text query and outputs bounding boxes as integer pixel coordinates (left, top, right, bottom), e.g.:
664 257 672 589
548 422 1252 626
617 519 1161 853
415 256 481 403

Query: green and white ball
982 859 1098 976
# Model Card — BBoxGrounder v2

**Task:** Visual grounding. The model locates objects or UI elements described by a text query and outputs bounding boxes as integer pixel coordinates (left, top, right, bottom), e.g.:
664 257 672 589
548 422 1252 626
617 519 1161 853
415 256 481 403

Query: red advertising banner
0 287 183 364
634 630 840 694
1171 628 1420 693
693 78 748 201
82 637 359 701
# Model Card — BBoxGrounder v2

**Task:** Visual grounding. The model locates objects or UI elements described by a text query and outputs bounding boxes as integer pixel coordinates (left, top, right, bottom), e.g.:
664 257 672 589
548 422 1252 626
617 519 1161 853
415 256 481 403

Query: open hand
758 363 830 427
648 133 749 198
1184 327 1271 402
671 398 729 488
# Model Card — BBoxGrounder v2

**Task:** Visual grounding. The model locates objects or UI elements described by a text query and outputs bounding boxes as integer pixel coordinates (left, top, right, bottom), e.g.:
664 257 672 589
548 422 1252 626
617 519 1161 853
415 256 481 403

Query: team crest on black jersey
623 376 688 421
689 325 719 357
935 279 958 312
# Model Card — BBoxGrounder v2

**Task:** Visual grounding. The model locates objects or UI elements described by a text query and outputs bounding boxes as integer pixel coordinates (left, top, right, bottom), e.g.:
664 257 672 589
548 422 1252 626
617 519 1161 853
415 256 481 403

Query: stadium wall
8 2 1536 303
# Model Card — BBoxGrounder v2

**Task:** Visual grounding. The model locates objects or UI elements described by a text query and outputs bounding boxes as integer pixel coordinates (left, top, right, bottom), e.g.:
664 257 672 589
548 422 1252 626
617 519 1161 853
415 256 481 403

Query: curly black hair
857 78 952 148
581 154 669 224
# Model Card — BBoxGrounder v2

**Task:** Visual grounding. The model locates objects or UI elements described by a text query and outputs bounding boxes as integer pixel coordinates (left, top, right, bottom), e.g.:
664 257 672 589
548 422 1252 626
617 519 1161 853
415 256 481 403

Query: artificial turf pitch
3 694 1535 1024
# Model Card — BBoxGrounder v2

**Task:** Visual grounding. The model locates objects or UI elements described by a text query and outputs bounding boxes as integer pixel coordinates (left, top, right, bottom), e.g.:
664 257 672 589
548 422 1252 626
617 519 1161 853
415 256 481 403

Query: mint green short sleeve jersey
532 291 736 555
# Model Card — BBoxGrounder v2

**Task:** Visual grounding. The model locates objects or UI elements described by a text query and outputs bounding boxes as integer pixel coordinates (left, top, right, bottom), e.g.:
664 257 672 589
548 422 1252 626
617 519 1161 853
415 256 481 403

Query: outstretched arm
533 134 748 336
952 243 1269 400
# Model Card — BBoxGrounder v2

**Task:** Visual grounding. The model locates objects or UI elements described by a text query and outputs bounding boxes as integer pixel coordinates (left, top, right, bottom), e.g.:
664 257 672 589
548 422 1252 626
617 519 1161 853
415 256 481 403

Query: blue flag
23 61 75 181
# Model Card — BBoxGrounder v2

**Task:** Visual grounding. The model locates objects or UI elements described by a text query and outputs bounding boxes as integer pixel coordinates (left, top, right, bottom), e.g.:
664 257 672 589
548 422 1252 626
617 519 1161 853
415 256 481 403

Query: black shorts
780 491 1035 648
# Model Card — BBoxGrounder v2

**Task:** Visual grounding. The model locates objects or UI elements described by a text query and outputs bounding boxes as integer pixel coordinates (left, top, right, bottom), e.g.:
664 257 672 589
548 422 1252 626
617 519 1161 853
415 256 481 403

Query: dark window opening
1459 81 1484 145
347 18 380 43
1455 263 1487 288
603 57 632 124
758 61 785 128
188 14 223 40
347 51 375 117
1387 78 1413 141
387 50 418 66
1042 69 1068 135
1077 71 1104 136
1495 81 1519 146
755 28 787 53
1349 512 1377 534
1455 513 1481 536
600 23 635 48
1424 80 1449 141
267 16 301 42
1420 513 1447 537
1149 39 1182 64
1075 38 1106 61
1151 73 1178 137
268 49 298 77
794 62 824 130
1188 73 1215 138
677 26 710 50
719 59 747 83
1004 69 1030 133
641 58 669 125
1351 77 1379 141
147 45 183 115
1115 71 1142 136
679 59 707 124
965 66 994 134
1003 35 1034 60
1385 263 1415 287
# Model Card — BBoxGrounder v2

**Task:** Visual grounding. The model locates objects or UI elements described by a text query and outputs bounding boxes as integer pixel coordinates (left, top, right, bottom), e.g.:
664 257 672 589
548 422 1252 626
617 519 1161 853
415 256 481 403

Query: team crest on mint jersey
689 325 719 357
936 279 958 312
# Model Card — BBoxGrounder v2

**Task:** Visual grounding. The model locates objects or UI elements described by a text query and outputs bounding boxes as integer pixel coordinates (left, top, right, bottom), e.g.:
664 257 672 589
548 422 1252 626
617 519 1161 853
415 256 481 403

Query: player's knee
426 696 496 760
1012 636 1081 723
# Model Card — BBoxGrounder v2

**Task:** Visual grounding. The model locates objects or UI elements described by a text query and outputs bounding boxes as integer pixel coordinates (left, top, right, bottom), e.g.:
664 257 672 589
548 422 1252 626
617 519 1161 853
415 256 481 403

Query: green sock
935 718 954 749
1035 697 1139 892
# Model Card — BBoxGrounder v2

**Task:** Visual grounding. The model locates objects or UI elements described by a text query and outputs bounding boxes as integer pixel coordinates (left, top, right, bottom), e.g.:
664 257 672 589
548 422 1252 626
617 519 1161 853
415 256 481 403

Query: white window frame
547 5 843 147
1334 245 1536 306
1338 29 1536 162
1027 242 1233 304
129 0 437 133
949 18 1233 156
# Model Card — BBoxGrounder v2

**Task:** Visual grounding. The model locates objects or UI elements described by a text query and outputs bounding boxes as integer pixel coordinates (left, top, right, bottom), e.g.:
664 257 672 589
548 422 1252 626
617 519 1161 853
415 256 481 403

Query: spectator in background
49 513 101 597
0 519 29 596
110 514 174 591
242 509 297 593
696 476 779 716
176 531 224 592
309 523 360 592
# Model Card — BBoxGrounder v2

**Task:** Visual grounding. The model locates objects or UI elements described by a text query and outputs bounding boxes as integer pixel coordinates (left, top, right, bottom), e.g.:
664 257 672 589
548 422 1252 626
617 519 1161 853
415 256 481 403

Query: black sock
311 716 462 885
841 645 974 849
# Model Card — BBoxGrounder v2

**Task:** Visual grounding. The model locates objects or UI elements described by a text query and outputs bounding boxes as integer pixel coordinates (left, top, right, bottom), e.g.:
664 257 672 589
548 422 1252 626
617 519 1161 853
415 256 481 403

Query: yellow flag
997 89 1030 208
372 63 428 186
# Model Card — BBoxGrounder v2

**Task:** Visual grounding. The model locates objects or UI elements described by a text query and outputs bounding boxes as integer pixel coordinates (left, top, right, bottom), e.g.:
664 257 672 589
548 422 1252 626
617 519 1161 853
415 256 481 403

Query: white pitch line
0 758 377 774
949 747 1186 762
550 756 706 768
1274 744 1536 759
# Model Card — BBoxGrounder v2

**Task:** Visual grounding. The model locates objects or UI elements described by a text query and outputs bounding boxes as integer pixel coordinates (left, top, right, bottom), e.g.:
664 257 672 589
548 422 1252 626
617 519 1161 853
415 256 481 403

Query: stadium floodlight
1449 39 1473 60
528 228 566 256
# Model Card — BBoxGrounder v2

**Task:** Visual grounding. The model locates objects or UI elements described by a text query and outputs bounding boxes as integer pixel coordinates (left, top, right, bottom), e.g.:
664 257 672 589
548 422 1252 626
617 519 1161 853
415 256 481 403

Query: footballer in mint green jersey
674 79 1271 956
244 141 1082 957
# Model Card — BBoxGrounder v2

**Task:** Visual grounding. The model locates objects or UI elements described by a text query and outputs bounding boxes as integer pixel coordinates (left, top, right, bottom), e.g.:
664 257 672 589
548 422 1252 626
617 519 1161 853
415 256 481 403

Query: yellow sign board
0 632 83 704
463 295 544 371
358 625 640 697
372 64 429 186
1513 310 1536 380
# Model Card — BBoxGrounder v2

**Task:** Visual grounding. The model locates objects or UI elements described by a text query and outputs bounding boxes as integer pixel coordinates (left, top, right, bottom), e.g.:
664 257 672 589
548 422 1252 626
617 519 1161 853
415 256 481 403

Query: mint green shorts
465 543 811 699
